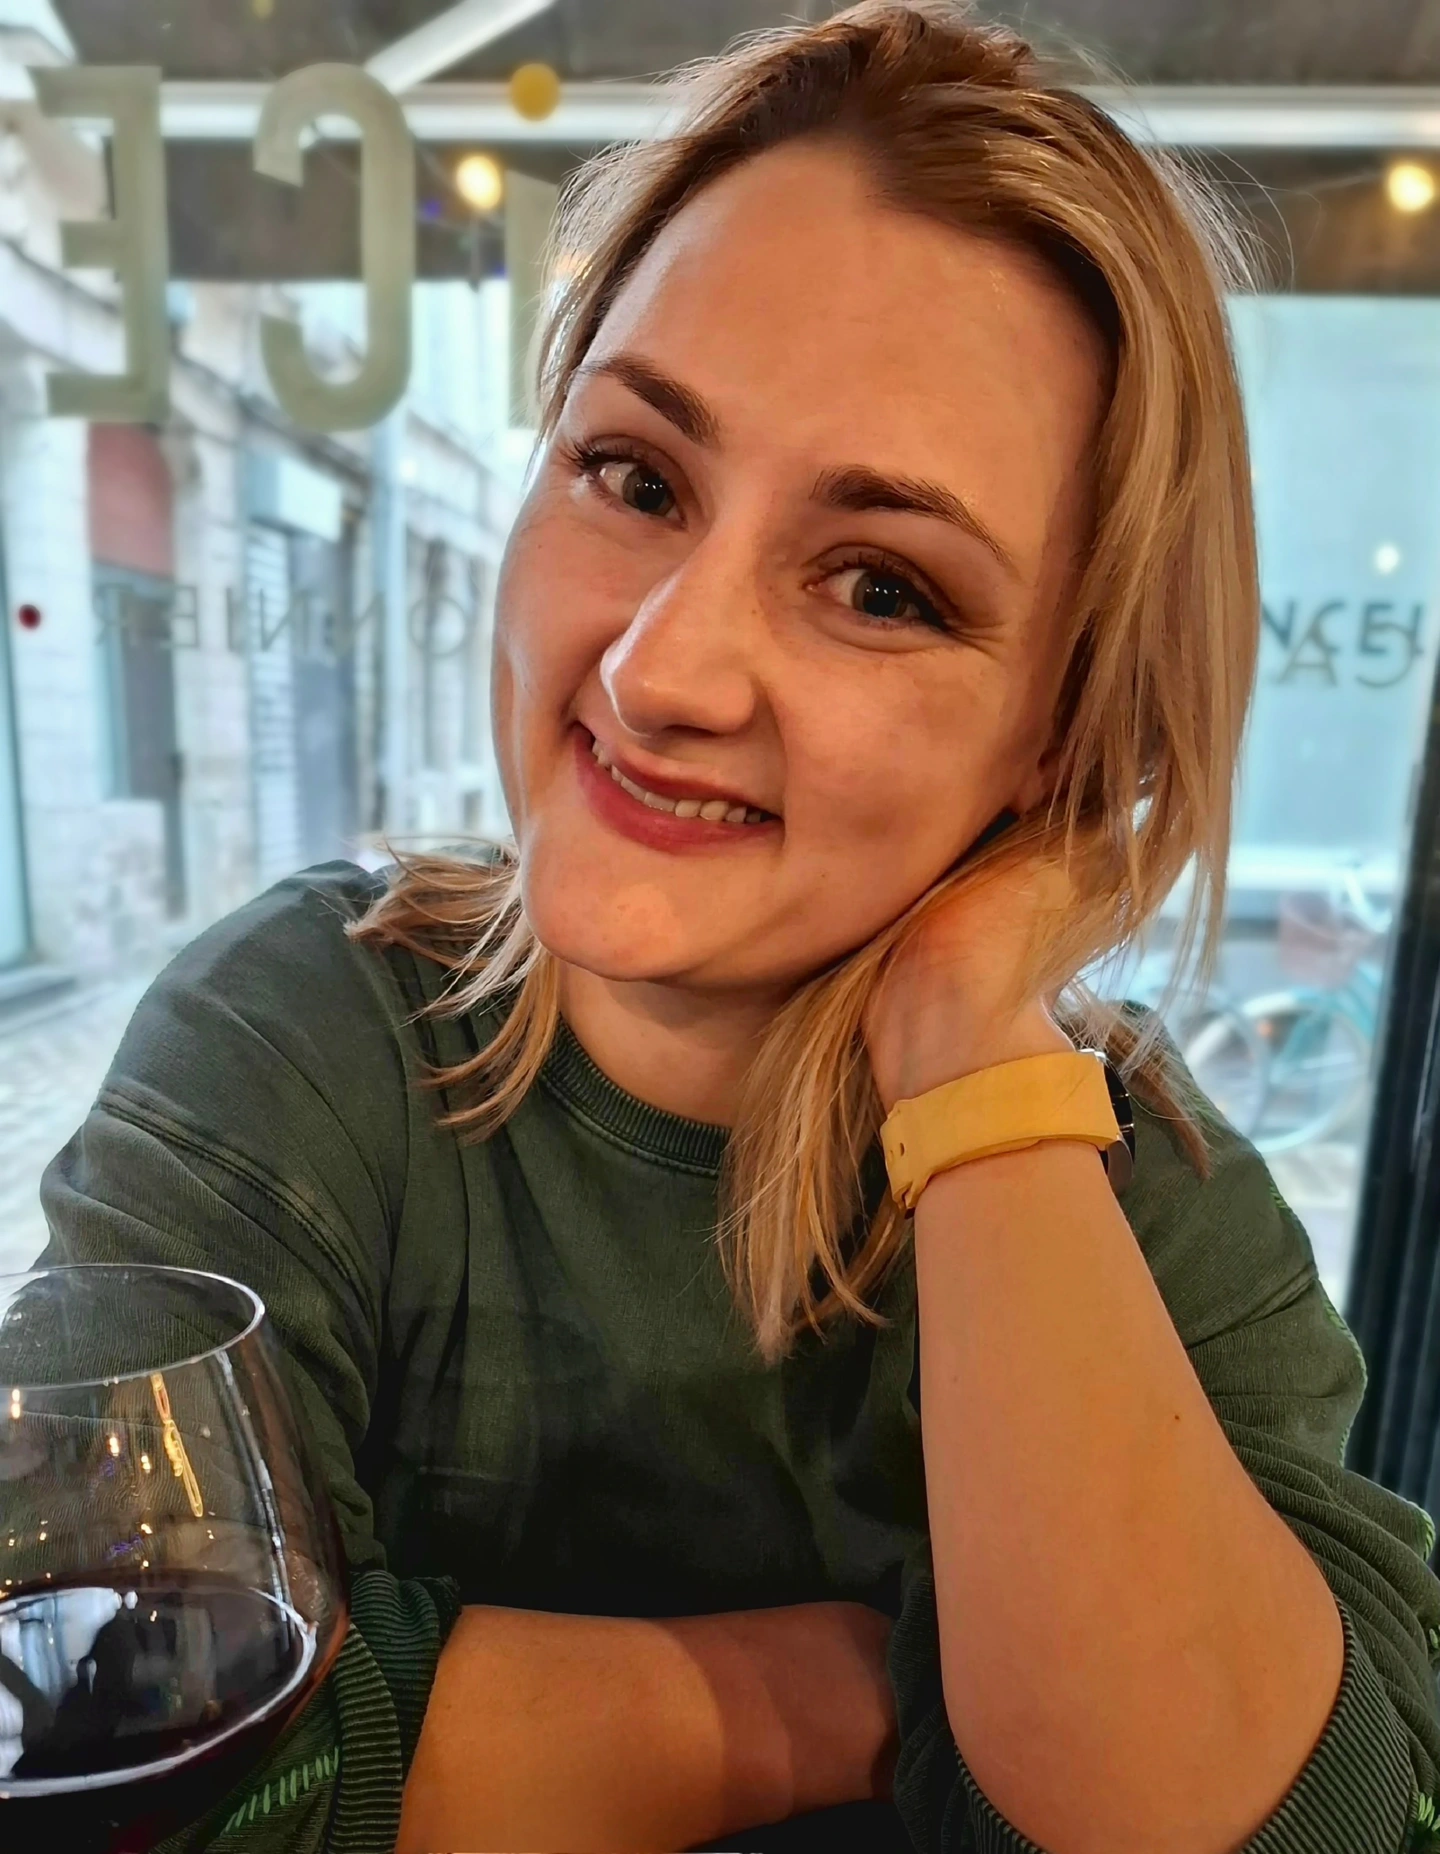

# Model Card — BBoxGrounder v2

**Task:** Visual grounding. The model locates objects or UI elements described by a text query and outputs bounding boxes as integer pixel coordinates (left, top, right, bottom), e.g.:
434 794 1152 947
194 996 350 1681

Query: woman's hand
864 851 1076 1111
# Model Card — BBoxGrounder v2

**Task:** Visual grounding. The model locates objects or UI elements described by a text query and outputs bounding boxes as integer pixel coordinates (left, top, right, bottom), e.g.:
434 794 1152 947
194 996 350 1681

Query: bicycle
1104 947 1272 1136
1181 868 1388 1155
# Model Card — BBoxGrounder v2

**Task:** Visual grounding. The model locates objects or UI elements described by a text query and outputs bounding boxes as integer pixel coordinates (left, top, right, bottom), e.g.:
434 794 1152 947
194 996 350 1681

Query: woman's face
493 138 1107 994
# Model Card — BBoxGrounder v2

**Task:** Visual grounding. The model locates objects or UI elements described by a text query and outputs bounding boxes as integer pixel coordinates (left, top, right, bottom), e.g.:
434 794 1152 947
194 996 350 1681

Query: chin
520 861 702 985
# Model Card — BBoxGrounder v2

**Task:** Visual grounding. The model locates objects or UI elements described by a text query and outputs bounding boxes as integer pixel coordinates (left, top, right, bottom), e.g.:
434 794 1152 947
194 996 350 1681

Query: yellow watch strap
879 1050 1121 1211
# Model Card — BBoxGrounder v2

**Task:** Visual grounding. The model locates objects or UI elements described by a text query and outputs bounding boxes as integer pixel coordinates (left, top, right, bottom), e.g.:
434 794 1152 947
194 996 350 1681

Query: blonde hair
356 0 1262 1360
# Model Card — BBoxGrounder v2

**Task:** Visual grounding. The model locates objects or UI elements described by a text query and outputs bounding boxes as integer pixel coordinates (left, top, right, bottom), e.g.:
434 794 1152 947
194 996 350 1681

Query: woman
39 5 1440 1852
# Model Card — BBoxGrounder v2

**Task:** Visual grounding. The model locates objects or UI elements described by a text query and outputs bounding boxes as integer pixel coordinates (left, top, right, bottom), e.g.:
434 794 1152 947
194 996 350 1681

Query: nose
599 541 763 743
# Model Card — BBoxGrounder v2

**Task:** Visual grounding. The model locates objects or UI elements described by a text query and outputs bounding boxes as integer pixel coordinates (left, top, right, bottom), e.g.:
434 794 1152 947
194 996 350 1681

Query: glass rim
0 1262 266 1394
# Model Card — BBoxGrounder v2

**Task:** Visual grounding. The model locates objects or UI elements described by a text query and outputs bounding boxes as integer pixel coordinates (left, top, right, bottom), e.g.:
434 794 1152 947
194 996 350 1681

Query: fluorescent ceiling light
1098 86 1440 149
14 73 1440 150
365 0 559 95
138 80 678 144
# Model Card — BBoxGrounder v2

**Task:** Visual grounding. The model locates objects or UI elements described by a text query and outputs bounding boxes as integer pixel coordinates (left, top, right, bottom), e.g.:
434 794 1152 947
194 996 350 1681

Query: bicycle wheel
1181 1006 1270 1140
1240 991 1371 1154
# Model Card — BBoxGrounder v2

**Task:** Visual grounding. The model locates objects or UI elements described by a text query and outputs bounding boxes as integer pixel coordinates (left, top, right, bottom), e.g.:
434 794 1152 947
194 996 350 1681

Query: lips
587 734 772 826
571 725 780 852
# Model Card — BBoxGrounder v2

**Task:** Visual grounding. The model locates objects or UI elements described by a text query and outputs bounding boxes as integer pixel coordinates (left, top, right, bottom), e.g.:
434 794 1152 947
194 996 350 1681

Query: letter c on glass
254 65 415 432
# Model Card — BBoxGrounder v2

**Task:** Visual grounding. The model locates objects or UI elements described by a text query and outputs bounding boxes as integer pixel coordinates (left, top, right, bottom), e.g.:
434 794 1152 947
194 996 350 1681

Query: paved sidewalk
0 969 159 1276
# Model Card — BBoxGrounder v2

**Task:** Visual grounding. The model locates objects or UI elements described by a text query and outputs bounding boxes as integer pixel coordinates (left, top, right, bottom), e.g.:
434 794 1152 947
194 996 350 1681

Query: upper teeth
591 739 767 825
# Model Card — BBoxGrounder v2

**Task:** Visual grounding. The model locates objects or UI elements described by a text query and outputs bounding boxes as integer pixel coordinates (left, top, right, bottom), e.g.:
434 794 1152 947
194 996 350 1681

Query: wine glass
0 1264 348 1853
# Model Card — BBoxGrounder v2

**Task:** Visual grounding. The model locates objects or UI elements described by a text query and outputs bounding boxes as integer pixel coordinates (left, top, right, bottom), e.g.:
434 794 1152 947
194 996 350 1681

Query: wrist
877 1001 1073 1111
780 1602 898 1813
667 1602 897 1823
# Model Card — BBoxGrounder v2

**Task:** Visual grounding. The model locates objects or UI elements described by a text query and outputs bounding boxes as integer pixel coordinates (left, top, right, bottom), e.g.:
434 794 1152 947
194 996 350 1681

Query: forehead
585 139 1106 571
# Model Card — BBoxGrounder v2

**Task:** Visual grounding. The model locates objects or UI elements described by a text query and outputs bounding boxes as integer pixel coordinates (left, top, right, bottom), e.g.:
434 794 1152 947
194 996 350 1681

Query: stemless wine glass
0 1265 349 1854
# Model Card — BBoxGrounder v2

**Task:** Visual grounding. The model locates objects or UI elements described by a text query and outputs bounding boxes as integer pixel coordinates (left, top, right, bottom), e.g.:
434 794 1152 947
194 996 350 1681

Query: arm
47 1116 896 1854
887 1109 1440 1854
44 1097 893 1854
398 1599 897 1854
39 1025 453 1854
910 1126 1344 1854
867 861 1440 1854
41 873 897 1854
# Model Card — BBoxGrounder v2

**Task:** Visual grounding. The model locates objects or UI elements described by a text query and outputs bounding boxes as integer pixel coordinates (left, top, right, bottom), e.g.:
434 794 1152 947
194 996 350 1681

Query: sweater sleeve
34 867 461 1854
888 1069 1440 1854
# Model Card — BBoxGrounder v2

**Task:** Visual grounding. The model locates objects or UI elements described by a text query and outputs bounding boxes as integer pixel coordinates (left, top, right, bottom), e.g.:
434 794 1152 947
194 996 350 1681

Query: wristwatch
1091 1050 1137 1194
880 1048 1138 1211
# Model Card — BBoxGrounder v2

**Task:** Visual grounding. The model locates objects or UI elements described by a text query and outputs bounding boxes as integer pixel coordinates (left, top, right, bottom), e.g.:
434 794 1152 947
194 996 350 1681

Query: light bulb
509 63 561 123
455 152 504 214
1387 161 1436 214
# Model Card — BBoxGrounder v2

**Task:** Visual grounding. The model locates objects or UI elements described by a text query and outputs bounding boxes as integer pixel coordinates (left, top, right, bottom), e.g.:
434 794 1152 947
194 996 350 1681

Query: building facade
0 24 515 981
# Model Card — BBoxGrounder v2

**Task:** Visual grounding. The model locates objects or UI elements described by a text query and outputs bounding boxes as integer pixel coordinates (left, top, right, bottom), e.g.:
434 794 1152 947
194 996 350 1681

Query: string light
508 63 561 123
1387 161 1436 214
455 153 504 214
152 1372 205 1518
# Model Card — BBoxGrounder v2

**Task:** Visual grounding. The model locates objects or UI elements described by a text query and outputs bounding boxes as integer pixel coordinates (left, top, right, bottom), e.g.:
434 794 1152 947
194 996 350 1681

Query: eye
603 458 676 518
824 552 952 633
563 439 678 519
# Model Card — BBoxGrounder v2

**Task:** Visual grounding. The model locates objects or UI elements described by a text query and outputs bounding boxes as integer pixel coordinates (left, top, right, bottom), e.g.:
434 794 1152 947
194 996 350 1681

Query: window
0 10 1437 1332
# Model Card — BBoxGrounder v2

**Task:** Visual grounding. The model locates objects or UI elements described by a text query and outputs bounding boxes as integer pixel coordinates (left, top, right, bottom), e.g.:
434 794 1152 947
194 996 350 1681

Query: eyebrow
577 353 721 448
810 464 1017 577
573 352 1018 577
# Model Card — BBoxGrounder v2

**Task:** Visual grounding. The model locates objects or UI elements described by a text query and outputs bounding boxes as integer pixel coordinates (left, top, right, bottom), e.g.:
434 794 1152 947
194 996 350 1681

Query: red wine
0 1570 320 1853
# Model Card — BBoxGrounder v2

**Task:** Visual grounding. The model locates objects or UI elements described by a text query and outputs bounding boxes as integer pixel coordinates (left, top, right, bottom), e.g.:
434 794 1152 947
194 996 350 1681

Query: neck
555 962 786 1127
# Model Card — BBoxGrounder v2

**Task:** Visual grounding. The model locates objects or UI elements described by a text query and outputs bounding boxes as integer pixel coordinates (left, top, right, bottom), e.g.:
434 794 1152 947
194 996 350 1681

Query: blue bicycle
1182 870 1386 1154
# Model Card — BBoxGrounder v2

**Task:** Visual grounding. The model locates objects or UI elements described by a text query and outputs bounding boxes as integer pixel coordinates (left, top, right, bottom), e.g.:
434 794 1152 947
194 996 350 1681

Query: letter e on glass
33 67 170 422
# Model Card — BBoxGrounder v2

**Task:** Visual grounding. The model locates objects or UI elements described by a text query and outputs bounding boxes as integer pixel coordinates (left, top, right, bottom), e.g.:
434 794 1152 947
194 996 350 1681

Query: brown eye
826 558 950 633
596 457 676 518
849 567 924 623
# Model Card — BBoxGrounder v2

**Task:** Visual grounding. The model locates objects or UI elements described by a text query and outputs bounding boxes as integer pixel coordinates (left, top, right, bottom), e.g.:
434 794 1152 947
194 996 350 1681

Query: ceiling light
1386 161 1436 213
509 63 561 123
455 152 504 214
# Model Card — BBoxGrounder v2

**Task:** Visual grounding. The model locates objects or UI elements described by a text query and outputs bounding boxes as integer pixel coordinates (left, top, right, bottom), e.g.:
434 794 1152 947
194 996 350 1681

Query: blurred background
3 0 1440 1505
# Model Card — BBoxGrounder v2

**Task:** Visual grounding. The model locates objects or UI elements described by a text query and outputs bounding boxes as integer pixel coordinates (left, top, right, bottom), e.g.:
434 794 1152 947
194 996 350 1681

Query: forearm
915 1138 1345 1854
395 1598 896 1854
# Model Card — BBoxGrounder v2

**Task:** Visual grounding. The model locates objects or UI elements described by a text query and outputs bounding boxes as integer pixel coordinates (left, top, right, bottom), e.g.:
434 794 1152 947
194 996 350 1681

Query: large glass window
1108 295 1440 1308
0 9 1436 1331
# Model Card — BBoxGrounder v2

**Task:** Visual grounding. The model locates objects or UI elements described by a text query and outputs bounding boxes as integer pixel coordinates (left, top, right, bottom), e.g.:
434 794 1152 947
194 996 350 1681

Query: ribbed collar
538 1015 729 1177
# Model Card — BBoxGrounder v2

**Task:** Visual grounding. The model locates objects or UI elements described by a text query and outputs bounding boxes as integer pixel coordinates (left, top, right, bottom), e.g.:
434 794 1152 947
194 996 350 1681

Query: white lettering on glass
33 65 171 422
254 64 416 431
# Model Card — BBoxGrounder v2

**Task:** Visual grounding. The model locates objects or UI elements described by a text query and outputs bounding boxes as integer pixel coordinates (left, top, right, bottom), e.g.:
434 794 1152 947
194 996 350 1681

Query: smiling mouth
588 735 775 826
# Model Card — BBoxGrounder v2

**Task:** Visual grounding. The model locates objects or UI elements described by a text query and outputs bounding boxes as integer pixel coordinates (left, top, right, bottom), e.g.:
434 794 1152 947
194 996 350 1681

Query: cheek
494 505 613 735
783 669 1011 862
